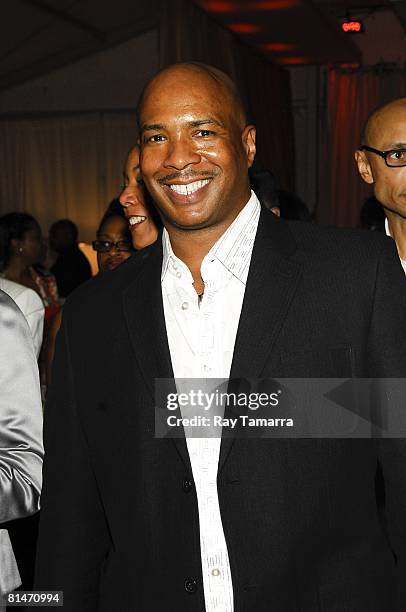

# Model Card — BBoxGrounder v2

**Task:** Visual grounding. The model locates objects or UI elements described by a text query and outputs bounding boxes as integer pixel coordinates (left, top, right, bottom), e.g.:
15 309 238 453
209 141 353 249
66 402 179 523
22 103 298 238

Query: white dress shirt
162 191 260 611
385 218 406 275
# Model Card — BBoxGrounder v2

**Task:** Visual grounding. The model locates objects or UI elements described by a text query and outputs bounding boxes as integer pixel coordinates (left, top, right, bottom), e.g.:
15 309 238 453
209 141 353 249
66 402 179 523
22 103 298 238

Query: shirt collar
385 217 391 238
161 190 261 284
385 217 406 272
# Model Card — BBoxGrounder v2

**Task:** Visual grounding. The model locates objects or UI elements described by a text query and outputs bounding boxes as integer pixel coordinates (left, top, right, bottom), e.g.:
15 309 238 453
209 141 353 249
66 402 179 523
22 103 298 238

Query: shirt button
181 302 189 310
176 271 181 278
184 577 198 593
182 478 193 493
211 568 220 577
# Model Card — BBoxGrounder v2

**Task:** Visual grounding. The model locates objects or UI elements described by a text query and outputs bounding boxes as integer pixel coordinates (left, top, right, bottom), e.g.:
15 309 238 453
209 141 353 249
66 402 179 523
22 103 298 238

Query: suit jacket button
182 478 193 493
184 578 198 593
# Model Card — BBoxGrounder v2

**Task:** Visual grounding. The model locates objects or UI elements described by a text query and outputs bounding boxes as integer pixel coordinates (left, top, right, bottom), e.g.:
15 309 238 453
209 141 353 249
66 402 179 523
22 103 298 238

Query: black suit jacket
35 209 406 611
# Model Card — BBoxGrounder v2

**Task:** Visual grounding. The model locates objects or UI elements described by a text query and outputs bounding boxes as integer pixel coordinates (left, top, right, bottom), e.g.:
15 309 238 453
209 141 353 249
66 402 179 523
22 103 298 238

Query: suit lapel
230 210 302 378
122 242 191 471
123 243 172 398
219 210 303 472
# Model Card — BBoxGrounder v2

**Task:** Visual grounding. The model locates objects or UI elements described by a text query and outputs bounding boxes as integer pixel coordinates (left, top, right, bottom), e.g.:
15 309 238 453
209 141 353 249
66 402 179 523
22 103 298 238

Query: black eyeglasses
361 145 406 168
92 240 132 253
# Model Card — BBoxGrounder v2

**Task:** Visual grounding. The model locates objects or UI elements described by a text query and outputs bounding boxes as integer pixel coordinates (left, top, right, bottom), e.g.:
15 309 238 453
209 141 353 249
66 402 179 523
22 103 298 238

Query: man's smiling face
138 64 256 233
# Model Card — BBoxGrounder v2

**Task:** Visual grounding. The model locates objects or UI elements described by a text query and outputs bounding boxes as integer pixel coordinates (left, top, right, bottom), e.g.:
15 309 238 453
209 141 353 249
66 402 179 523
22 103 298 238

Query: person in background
0 277 44 358
355 97 406 274
0 213 60 324
0 213 44 292
45 165 160 390
49 219 92 298
0 212 60 404
249 169 311 221
0 290 43 609
92 200 134 273
119 145 160 249
45 201 134 387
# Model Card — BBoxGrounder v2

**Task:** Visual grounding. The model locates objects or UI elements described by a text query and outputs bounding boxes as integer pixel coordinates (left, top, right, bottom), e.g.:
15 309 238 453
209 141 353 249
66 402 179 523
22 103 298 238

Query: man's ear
355 149 374 184
242 125 256 168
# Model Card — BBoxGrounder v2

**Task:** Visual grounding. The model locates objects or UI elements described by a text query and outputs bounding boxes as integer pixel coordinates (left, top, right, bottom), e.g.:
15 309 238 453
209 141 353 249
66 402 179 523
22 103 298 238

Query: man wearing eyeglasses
356 97 406 275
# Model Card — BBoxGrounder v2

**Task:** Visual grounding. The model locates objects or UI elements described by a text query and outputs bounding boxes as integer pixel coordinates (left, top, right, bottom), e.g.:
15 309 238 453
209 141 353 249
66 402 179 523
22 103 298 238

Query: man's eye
390 149 406 160
144 134 165 143
196 129 215 137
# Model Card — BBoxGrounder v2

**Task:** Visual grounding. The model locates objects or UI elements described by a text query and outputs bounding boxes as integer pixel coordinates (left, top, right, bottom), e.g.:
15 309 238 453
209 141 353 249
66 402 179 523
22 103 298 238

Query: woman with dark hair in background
0 212 60 324
119 145 160 249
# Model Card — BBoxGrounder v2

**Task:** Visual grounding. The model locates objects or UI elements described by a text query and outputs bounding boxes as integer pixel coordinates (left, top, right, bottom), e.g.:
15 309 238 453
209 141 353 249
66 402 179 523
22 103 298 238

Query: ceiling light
228 23 262 33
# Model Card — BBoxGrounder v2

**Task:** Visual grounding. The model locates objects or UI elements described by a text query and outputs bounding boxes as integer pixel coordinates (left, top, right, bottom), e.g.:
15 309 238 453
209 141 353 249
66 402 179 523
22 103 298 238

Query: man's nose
119 186 136 208
163 137 200 170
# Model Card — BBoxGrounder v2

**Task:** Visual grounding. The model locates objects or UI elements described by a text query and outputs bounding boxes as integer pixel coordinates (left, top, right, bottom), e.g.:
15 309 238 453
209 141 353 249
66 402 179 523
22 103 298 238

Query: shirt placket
188 262 234 611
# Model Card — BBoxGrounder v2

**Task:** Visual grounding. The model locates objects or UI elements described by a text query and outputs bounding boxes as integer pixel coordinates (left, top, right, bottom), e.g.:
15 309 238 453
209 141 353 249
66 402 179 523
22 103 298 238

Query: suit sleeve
367 238 406 610
34 308 111 612
0 290 43 523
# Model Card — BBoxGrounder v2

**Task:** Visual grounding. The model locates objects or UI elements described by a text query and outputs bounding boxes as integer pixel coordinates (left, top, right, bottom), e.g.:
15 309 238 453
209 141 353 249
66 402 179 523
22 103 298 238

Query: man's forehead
139 63 246 126
143 75 224 109
366 100 406 145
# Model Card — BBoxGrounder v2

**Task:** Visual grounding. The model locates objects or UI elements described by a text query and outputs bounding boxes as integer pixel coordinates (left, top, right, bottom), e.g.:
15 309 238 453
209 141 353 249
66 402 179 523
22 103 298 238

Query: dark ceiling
0 0 159 92
196 0 406 65
0 0 404 93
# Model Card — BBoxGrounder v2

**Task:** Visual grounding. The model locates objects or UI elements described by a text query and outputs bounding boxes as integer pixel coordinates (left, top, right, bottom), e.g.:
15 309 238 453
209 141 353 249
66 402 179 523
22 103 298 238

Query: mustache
156 170 217 184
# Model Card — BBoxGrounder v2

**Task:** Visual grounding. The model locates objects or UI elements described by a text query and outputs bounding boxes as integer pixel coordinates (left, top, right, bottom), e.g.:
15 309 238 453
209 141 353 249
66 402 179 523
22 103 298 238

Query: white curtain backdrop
0 112 138 242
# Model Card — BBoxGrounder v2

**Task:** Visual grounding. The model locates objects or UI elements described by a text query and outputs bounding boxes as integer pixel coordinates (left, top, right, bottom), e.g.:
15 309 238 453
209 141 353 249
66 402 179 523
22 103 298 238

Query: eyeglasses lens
92 240 132 252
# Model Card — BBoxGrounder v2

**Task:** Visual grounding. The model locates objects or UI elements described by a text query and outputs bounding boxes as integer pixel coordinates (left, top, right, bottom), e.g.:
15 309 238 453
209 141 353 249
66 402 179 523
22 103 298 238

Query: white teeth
169 179 210 195
129 216 146 225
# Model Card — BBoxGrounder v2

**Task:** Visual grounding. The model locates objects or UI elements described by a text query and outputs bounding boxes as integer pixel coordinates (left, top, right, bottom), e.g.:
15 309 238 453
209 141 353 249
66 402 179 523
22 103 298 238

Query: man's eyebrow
141 119 224 132
141 123 165 133
384 142 406 149
189 118 224 128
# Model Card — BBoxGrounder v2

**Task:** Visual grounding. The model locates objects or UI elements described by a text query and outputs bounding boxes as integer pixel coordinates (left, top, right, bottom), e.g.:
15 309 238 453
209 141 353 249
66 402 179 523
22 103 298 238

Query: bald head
355 97 406 222
362 98 406 147
137 62 247 131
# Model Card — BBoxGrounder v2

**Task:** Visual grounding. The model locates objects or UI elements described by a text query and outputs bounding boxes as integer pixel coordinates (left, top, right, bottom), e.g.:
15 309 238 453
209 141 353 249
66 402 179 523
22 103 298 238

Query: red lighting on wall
341 20 363 33
339 62 360 69
200 1 239 12
278 56 309 65
262 42 295 52
228 23 262 34
252 0 300 8
201 0 299 11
